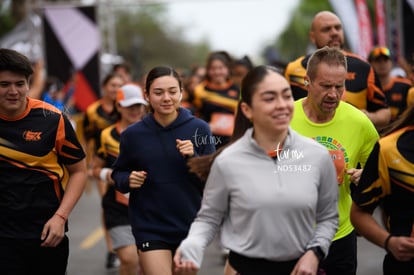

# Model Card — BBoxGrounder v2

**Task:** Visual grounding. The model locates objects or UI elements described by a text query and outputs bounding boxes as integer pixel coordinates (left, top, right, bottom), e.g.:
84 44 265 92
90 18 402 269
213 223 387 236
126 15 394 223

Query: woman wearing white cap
92 83 147 275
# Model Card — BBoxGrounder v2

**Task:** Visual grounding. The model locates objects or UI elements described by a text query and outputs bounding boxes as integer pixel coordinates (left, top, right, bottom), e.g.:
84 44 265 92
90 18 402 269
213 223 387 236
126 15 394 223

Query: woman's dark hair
101 72 122 86
231 65 279 140
188 65 280 181
234 55 254 71
145 66 183 94
205 51 234 82
144 66 183 113
381 104 414 136
112 62 131 74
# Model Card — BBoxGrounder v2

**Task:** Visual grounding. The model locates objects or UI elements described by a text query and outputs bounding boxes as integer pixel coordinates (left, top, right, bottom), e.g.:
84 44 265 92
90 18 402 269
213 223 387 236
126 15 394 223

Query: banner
355 0 374 58
375 0 387 46
42 5 100 112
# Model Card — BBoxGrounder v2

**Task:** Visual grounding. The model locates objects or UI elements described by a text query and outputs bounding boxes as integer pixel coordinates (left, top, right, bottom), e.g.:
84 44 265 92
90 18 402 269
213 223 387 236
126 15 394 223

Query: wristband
54 212 67 222
99 168 111 182
384 234 393 253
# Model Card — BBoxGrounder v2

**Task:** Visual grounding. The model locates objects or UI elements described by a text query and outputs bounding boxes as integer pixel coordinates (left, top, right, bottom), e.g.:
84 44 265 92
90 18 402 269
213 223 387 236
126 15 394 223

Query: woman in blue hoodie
111 66 216 275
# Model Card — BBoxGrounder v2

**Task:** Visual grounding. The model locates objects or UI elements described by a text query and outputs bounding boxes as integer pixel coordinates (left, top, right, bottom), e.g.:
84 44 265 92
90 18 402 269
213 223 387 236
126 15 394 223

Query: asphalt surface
66 184 385 275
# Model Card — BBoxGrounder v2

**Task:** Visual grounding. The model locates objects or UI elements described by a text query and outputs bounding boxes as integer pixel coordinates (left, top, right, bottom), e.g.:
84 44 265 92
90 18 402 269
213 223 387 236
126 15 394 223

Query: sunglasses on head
371 47 390 58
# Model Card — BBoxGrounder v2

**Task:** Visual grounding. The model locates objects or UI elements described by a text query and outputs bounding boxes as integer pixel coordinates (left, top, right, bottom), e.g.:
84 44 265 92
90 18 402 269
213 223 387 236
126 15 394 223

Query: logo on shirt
314 136 349 185
23 130 42 141
346 72 356 80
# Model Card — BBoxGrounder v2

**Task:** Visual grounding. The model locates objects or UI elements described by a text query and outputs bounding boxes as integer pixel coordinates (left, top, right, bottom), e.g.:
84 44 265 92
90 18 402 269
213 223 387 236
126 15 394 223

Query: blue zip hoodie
112 107 216 245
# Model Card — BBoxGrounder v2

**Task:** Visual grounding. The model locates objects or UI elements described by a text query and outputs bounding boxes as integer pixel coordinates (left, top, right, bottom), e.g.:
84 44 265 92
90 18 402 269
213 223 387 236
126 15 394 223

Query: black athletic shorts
138 240 178 254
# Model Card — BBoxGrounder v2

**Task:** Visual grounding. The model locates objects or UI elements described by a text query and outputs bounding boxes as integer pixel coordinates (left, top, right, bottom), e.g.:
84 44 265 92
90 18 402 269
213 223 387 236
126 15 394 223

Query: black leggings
319 230 357 275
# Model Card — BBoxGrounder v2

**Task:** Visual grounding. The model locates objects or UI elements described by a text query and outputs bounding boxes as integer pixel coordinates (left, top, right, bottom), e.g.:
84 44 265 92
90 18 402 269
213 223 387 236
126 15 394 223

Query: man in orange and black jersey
285 11 391 130
0 48 87 274
351 105 414 275
368 46 414 123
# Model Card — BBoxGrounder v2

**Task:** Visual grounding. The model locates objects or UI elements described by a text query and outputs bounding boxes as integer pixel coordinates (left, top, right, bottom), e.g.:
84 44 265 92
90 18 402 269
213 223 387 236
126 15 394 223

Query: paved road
66 186 385 275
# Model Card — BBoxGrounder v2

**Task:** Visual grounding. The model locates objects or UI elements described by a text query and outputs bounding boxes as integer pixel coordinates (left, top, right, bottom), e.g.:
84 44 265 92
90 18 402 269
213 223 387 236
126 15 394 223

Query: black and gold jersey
97 123 130 228
382 77 413 121
83 100 118 144
352 126 414 236
285 51 388 112
0 97 85 239
284 56 308 100
97 124 120 167
193 80 239 143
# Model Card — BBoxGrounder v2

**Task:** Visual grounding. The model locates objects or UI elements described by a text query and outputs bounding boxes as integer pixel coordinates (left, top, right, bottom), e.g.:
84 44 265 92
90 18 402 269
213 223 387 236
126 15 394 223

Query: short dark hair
0 48 33 80
112 62 131 74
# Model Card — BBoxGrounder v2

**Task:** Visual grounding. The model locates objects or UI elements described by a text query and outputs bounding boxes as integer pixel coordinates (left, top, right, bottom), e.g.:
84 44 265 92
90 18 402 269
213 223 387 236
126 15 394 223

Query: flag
375 0 387 46
42 5 100 112
355 0 374 58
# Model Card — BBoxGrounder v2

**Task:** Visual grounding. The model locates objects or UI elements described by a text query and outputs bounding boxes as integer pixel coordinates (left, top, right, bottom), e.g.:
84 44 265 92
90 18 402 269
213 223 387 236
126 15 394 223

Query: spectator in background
232 55 254 89
0 48 87 274
193 51 240 148
181 65 206 114
42 76 65 112
368 46 413 123
93 84 148 275
111 66 215 275
284 10 391 130
351 104 414 275
393 52 414 81
113 62 133 84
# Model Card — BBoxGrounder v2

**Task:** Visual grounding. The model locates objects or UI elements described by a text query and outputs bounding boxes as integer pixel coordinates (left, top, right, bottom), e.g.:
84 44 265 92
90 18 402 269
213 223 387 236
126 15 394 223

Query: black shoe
106 252 120 269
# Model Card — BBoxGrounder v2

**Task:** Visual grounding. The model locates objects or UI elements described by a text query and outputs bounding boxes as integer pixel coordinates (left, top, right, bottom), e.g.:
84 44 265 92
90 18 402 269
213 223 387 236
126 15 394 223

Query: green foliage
0 2 16 37
113 3 210 80
275 0 333 62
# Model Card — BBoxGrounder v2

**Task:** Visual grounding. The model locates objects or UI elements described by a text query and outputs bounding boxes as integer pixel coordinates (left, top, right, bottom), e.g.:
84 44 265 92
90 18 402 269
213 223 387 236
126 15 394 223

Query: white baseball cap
116 84 148 107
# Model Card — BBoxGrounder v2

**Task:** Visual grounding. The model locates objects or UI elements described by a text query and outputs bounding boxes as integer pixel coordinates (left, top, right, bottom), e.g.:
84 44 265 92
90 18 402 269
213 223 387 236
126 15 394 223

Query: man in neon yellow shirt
291 46 379 275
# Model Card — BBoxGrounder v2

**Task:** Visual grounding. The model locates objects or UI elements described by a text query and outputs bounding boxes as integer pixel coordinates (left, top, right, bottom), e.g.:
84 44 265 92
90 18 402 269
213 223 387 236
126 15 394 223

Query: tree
113 3 210 80
273 0 333 62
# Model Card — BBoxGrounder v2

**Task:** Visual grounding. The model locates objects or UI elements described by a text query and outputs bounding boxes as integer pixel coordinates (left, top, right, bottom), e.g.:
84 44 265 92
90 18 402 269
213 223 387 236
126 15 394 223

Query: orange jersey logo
23 131 42 141
329 149 345 185
346 72 356 81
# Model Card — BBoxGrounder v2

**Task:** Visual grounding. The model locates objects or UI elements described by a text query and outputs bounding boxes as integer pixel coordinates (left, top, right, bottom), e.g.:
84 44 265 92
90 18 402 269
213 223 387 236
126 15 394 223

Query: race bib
115 191 129 206
209 113 235 137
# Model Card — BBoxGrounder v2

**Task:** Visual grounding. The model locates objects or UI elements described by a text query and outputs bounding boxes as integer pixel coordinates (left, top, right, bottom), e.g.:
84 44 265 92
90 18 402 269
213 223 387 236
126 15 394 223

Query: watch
307 246 325 262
